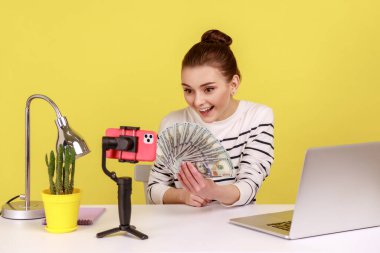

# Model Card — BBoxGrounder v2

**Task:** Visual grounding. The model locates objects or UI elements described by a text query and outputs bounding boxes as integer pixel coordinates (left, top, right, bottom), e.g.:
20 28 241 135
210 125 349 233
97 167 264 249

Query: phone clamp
118 126 140 163
96 135 148 240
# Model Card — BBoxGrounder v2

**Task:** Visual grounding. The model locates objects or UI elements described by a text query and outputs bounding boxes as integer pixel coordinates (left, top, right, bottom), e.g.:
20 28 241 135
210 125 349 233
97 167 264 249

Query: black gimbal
96 126 148 240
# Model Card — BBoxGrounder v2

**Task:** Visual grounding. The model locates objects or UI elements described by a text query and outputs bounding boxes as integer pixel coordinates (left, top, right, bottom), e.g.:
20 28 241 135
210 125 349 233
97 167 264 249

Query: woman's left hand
177 161 217 201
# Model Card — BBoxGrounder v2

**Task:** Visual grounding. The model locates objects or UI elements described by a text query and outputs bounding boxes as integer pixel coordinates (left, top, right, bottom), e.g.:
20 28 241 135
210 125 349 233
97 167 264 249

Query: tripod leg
121 225 149 240
96 227 121 238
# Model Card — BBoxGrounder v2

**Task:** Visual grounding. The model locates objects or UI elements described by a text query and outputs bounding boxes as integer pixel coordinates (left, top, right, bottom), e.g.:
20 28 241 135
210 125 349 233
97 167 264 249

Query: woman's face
181 65 239 123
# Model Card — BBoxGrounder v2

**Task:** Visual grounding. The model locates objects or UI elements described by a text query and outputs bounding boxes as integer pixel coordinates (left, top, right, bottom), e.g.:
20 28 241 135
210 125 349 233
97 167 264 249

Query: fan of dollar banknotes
155 122 233 178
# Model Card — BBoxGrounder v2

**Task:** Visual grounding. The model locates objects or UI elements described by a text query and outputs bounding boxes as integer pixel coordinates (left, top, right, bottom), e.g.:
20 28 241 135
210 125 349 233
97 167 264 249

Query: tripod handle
117 177 132 226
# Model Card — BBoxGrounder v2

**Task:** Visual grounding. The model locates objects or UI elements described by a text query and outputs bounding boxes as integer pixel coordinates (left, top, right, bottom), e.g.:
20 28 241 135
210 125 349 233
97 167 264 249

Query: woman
148 29 274 207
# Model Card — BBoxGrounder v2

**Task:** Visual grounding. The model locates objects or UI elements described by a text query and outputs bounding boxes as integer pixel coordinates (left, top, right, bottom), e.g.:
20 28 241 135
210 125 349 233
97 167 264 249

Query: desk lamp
1 94 90 220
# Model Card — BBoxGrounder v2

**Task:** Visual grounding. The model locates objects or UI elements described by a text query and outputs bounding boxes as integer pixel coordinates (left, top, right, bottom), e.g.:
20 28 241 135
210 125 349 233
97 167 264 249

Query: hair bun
201 29 232 46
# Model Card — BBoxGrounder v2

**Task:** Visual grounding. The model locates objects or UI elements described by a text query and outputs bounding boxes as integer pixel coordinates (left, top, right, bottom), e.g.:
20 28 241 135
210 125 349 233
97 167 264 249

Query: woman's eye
205 87 214 93
183 89 192 94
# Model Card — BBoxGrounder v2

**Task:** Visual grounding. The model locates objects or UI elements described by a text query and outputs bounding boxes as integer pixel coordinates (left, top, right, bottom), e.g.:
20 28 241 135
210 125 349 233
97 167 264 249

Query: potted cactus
41 144 81 233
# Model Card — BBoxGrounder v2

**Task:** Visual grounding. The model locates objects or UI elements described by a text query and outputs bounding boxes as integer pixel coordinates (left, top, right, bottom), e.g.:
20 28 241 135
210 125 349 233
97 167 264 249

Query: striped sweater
147 100 274 206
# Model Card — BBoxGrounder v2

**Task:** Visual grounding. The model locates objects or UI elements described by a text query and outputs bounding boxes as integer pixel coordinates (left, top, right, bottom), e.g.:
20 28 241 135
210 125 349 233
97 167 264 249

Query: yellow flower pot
41 188 81 233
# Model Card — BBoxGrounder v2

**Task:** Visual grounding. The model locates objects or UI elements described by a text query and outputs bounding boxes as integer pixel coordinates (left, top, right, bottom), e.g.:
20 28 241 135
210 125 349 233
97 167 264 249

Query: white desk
0 204 379 253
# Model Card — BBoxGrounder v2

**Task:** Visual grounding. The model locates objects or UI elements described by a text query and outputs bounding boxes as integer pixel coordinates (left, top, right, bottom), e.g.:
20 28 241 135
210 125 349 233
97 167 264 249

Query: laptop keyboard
267 221 292 231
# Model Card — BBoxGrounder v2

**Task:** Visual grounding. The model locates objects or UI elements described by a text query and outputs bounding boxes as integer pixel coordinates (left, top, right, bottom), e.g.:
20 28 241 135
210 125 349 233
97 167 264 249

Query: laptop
230 142 380 239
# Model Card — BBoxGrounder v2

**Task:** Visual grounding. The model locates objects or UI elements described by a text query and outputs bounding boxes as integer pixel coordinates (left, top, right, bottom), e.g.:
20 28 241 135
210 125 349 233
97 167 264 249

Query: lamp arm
24 94 63 210
26 94 63 118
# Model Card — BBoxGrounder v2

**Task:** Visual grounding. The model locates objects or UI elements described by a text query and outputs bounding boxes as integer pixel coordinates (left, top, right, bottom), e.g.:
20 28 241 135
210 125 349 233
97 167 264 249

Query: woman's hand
180 190 210 207
178 162 217 201
178 161 241 205
162 187 209 207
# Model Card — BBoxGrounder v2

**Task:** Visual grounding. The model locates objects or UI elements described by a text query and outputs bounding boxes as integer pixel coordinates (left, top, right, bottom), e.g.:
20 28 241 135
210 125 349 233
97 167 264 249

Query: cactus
45 145 76 194
69 148 75 194
63 147 70 194
56 145 63 194
45 151 56 194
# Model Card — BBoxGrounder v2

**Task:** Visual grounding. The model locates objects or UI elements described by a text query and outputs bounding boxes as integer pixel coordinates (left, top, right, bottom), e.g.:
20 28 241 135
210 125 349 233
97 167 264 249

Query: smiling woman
181 65 240 123
147 30 274 207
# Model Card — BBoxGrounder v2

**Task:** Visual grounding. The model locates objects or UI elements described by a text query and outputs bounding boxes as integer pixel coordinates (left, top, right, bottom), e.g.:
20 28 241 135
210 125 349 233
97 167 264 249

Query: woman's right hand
163 187 209 206
180 190 210 207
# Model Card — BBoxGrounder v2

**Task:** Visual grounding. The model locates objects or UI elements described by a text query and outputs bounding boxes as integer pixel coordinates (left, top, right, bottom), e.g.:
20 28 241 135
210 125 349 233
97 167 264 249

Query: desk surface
1 204 379 253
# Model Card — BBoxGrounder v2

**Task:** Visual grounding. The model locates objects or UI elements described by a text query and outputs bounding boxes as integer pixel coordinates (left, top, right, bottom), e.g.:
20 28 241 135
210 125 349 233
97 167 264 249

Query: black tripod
96 135 148 240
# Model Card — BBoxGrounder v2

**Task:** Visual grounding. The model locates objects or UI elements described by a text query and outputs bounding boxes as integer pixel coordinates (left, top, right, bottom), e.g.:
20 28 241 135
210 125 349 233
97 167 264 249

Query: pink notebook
42 207 106 225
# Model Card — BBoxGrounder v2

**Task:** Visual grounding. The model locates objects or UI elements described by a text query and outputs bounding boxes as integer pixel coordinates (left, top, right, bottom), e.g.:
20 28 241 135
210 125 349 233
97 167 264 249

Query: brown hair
182 29 241 81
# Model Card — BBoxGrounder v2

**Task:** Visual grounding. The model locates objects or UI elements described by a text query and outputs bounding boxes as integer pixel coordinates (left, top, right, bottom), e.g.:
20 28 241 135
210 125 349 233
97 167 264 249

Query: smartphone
105 127 157 162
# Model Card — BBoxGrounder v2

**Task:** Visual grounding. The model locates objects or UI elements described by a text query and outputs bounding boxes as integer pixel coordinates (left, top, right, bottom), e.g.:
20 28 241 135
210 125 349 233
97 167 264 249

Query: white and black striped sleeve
229 109 274 206
147 118 178 204
146 162 174 204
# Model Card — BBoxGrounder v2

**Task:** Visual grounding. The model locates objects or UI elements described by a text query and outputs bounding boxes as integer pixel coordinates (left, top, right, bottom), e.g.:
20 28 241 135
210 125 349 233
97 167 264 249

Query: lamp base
1 201 45 220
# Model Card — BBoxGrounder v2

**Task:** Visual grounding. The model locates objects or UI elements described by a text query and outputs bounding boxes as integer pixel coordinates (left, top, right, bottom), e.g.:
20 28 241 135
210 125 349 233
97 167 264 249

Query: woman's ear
230 74 240 96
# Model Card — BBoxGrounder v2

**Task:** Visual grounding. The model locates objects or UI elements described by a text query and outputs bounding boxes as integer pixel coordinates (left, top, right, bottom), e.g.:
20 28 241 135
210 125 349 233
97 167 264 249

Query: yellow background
1 1 379 205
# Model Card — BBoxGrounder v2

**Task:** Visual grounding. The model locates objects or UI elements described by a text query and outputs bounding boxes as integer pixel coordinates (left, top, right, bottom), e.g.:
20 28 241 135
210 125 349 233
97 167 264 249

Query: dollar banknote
156 122 233 178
